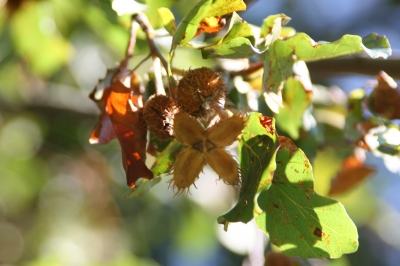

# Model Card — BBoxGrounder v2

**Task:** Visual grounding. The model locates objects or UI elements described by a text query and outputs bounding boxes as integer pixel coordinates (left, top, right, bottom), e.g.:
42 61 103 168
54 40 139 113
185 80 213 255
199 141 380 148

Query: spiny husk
206 112 246 147
143 94 177 140
173 112 205 146
204 148 240 187
169 147 206 195
176 67 227 117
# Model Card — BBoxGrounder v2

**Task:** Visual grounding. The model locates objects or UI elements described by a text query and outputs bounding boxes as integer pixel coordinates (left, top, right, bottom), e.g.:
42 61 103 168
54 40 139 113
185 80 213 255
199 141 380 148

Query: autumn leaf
367 71 400 120
329 152 375 196
89 68 153 188
195 16 226 37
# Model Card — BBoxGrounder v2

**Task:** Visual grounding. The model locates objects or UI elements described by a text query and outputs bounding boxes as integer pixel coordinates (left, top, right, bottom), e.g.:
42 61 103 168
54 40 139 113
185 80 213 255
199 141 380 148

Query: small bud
176 67 227 117
143 95 176 140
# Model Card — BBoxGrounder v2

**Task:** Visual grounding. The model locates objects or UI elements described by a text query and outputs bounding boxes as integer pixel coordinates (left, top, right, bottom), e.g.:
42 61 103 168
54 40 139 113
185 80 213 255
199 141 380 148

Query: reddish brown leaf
195 16 226 37
367 71 400 120
89 70 153 188
329 154 375 196
89 87 117 144
264 251 295 266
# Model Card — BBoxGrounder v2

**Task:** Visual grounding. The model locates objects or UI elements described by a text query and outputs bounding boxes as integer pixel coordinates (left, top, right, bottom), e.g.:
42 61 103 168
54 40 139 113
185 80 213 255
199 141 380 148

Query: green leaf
206 0 246 18
218 113 279 226
344 89 366 142
275 75 313 140
259 14 292 50
256 142 358 259
362 33 392 59
10 1 72 77
263 33 392 108
201 12 259 59
126 177 162 198
158 7 176 35
260 14 291 38
172 0 246 48
151 140 183 177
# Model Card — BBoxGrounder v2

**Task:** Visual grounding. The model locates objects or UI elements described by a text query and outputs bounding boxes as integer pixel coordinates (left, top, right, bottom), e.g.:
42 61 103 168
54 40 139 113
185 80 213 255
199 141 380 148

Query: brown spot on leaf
259 115 275 135
313 227 324 238
329 154 375 196
273 203 279 209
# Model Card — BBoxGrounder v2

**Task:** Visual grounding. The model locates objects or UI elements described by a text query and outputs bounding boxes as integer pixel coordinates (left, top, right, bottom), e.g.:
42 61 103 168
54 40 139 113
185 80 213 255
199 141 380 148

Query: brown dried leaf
329 154 375 196
368 71 400 120
89 71 153 188
195 16 226 37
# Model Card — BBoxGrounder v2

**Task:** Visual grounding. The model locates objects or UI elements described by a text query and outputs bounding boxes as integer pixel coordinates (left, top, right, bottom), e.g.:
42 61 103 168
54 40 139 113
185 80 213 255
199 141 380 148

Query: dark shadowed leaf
218 113 279 226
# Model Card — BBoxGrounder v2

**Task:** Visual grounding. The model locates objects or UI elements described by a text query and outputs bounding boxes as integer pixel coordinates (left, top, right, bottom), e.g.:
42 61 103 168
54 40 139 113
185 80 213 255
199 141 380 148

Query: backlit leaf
172 0 246 47
367 71 400 120
256 137 358 259
201 12 259 59
158 7 176 35
263 33 392 111
274 76 313 139
89 69 154 188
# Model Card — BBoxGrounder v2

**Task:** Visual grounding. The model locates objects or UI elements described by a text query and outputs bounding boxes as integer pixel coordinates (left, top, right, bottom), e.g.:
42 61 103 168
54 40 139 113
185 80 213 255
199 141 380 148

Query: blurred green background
1 0 400 265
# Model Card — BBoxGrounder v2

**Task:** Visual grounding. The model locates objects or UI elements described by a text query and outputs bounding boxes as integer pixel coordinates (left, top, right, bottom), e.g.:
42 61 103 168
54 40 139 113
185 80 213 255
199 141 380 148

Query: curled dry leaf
89 69 153 188
367 71 400 120
329 153 375 196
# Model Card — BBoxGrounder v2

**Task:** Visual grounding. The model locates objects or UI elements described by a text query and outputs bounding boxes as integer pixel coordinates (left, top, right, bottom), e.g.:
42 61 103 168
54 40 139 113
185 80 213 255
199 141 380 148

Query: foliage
81 0 395 260
1 0 399 264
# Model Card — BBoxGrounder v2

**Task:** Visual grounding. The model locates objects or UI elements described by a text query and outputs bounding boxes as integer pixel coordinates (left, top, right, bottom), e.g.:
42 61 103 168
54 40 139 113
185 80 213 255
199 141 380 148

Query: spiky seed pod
143 94 177 140
206 113 247 147
169 147 206 195
176 67 227 117
204 148 240 187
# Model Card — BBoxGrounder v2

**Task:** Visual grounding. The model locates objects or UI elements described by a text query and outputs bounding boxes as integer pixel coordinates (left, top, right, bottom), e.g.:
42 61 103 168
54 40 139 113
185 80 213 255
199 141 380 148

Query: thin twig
133 13 177 97
153 57 166 95
132 53 151 72
120 16 139 71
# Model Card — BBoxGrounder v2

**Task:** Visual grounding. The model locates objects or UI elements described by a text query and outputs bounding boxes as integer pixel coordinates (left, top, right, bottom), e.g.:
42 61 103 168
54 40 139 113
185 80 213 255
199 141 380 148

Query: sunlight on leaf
172 0 246 48
256 137 358 259
263 33 391 113
201 12 259 59
158 7 176 35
